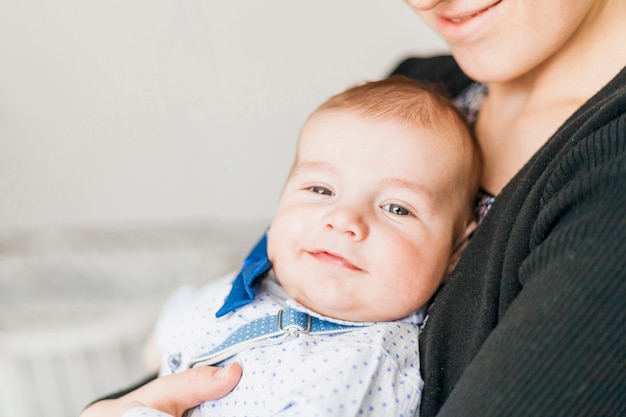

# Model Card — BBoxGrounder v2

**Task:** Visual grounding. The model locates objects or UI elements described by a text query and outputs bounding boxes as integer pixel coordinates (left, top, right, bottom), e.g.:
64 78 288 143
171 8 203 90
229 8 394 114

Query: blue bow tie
215 231 272 317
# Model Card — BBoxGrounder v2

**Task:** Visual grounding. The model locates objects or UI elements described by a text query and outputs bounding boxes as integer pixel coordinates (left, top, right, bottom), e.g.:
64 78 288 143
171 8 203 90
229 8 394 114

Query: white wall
0 1 448 230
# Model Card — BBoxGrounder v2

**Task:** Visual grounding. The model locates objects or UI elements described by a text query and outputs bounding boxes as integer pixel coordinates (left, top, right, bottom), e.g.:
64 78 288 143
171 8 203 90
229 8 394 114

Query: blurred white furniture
0 222 264 417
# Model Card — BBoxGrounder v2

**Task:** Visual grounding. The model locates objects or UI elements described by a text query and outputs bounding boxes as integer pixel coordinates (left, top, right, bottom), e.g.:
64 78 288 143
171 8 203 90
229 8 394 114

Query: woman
82 0 625 416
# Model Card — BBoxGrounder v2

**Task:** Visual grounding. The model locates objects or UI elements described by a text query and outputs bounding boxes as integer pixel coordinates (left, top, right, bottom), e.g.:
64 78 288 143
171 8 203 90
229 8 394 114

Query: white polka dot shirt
125 272 423 417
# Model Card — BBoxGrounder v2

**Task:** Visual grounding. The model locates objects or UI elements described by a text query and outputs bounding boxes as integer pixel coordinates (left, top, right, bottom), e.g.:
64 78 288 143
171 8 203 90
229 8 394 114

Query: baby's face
268 109 472 322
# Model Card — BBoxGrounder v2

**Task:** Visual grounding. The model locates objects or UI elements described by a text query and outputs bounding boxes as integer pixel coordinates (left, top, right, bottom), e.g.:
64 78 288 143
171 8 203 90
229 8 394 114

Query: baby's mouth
309 250 362 271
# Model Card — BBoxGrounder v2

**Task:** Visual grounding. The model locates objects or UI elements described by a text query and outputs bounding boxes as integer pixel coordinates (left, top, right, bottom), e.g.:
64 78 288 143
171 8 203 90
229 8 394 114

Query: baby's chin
297 298 393 323
282 281 403 322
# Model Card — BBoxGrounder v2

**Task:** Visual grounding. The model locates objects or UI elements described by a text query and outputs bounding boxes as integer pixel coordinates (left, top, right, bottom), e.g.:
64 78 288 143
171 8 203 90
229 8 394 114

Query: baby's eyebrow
381 178 436 212
291 160 336 175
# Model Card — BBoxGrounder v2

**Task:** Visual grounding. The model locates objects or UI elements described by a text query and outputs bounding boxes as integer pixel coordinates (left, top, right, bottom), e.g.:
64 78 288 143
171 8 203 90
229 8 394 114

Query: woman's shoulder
534 66 625 202
565 65 625 136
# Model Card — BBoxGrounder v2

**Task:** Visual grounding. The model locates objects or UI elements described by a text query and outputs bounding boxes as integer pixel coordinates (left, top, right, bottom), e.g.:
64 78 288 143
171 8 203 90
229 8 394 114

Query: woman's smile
431 0 503 42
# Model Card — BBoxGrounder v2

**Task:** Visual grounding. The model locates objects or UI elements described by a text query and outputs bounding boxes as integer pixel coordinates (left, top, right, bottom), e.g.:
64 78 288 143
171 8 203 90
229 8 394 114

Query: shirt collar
215 231 272 317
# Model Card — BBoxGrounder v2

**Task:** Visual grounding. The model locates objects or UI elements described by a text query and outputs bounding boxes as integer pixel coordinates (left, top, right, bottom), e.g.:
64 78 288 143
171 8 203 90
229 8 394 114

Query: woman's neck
475 0 625 195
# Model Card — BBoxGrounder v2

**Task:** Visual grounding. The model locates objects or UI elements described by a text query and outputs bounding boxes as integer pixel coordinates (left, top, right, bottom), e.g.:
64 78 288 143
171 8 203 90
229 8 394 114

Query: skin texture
405 0 626 193
406 0 612 83
267 109 475 322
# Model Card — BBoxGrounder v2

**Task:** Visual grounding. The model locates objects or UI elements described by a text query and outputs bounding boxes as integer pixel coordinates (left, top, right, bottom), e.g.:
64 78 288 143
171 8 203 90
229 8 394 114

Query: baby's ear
445 220 477 276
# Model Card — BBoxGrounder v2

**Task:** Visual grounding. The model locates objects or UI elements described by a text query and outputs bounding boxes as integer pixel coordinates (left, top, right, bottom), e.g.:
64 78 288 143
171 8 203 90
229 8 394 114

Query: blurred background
0 1 447 416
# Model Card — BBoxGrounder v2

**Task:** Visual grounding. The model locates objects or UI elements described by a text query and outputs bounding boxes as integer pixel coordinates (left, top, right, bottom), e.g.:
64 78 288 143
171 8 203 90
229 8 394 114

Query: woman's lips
309 250 362 271
444 1 501 22
434 0 502 41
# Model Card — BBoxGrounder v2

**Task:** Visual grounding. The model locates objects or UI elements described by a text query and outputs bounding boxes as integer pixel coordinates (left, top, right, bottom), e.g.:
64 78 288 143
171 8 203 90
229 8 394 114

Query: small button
168 352 182 372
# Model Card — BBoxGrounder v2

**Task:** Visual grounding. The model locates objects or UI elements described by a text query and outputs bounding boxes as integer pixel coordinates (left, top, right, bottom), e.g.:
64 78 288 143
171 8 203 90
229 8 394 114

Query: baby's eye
382 204 411 216
309 186 333 196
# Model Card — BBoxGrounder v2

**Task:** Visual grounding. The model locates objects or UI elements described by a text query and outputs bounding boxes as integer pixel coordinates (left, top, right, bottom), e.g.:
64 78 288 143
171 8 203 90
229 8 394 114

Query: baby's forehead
299 109 468 160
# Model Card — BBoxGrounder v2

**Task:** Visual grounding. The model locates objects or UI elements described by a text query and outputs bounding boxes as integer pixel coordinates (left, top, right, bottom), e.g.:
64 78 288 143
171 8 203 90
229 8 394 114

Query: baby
130 75 481 417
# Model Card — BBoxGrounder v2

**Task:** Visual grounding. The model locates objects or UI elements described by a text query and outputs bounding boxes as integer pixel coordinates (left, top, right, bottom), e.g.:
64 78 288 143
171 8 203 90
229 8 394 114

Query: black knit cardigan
392 57 625 417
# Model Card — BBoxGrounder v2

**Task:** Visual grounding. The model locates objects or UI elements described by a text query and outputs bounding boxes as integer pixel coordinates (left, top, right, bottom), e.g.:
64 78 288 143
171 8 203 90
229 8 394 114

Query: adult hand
80 364 242 417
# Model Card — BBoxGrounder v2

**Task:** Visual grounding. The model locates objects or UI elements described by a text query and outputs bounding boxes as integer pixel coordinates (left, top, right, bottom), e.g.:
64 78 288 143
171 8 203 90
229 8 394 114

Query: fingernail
215 364 231 379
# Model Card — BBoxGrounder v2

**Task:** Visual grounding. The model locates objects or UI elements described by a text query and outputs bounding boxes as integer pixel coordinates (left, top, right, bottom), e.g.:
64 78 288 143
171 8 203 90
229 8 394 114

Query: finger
129 364 243 417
